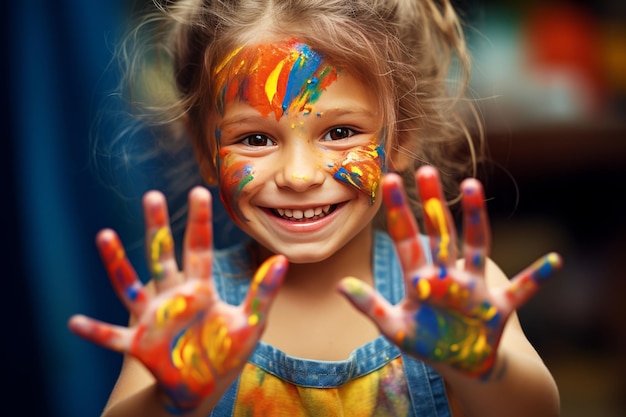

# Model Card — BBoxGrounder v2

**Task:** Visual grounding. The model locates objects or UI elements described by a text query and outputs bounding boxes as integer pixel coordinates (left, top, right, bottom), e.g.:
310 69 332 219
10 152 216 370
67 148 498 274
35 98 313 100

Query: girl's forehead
213 39 340 119
215 38 323 76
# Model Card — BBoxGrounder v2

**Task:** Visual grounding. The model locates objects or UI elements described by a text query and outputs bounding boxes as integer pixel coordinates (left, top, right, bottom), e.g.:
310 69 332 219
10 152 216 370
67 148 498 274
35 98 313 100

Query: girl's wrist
156 386 201 416
430 350 509 384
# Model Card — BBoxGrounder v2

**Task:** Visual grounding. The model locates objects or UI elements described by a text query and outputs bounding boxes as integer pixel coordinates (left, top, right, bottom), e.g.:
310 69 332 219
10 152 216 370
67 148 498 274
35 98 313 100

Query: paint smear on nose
219 149 254 222
331 143 386 205
215 40 338 119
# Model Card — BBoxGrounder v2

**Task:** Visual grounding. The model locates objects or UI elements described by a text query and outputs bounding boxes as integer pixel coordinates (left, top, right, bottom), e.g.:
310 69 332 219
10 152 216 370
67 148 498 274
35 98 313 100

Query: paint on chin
215 39 339 119
219 148 254 223
331 142 386 205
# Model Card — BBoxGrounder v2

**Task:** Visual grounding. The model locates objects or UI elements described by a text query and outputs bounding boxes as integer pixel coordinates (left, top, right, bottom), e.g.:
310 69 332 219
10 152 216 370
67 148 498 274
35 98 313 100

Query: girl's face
214 39 385 263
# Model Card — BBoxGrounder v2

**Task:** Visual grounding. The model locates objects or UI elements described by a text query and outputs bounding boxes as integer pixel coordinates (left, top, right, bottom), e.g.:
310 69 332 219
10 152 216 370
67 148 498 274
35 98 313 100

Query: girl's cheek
328 142 386 205
218 149 255 223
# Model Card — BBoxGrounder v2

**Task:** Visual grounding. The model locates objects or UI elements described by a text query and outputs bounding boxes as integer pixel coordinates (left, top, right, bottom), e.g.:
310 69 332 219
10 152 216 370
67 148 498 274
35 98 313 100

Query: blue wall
7 1 131 416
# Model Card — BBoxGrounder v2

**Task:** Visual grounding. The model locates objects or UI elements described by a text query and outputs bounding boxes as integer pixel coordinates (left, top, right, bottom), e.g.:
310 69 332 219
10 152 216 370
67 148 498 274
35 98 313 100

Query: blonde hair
108 0 484 219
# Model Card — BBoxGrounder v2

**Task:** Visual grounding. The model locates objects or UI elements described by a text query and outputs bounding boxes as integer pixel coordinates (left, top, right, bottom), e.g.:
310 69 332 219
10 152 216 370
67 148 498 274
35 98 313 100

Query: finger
382 173 427 272
96 228 148 317
503 252 562 310
242 255 288 327
68 314 132 353
183 187 214 280
416 166 458 266
337 277 403 338
460 178 490 277
143 191 180 292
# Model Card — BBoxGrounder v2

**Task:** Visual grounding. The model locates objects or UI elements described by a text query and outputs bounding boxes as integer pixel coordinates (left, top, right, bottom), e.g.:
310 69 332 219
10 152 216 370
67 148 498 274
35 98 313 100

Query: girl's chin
281 252 333 265
250 240 337 265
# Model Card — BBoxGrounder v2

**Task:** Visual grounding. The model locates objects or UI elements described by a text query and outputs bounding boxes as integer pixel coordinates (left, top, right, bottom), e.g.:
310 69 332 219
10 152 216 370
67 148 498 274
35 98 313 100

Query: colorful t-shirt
234 357 410 416
210 231 450 416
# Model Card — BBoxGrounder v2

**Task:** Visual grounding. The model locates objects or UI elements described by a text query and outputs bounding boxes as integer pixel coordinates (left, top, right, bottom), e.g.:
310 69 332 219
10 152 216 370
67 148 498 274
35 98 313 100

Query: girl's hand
68 187 287 411
338 166 561 378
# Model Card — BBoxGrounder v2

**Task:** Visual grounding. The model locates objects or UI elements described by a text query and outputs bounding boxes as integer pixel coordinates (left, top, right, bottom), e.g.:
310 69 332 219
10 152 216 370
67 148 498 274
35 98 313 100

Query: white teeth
274 205 334 220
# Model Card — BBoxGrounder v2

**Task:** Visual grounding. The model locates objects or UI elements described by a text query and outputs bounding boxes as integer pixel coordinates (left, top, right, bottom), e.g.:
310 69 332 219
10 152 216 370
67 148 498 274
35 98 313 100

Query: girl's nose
275 141 326 192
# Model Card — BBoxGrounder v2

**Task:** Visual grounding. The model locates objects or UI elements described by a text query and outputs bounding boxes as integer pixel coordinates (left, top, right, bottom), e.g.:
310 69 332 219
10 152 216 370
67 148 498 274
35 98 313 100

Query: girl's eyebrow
219 105 380 130
311 107 378 119
219 112 270 130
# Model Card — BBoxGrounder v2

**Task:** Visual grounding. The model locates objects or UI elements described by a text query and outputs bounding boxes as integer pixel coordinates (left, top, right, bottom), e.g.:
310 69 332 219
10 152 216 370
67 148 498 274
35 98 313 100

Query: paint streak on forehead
214 40 339 119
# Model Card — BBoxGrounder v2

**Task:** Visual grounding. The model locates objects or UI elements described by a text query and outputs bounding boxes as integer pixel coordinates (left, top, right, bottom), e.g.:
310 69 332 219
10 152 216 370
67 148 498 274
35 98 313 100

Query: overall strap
208 382 238 417
402 355 451 417
376 231 450 416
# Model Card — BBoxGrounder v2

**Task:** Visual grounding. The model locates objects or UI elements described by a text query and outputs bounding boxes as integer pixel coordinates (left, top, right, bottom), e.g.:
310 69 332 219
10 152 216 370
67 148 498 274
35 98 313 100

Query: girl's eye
242 134 276 147
323 127 357 141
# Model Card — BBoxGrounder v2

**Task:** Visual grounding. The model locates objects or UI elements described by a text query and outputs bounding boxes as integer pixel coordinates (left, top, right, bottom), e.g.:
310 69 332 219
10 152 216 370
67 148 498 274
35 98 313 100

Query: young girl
68 0 562 416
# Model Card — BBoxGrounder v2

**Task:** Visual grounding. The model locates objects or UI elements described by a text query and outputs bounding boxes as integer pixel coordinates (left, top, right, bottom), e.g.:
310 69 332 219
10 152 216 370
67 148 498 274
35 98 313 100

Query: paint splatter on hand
338 166 561 378
68 187 287 411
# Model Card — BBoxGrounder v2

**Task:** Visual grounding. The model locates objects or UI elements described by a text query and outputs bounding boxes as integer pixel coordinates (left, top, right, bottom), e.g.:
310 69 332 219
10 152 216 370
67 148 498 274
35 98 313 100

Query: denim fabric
210 230 450 416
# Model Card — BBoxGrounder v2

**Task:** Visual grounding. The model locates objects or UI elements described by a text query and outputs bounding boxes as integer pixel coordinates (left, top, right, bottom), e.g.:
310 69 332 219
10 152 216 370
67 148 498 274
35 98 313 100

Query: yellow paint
547 252 561 267
264 60 284 103
472 330 488 355
417 279 431 300
449 282 459 296
182 338 211 383
424 198 450 262
251 261 270 292
480 305 498 322
156 296 187 327
150 227 173 278
350 166 363 176
203 317 233 375
214 46 244 74
248 314 259 326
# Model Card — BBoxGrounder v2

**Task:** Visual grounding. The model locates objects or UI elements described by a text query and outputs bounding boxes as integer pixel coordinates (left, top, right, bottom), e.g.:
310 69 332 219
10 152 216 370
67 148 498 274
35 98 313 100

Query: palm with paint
339 166 561 378
68 187 288 411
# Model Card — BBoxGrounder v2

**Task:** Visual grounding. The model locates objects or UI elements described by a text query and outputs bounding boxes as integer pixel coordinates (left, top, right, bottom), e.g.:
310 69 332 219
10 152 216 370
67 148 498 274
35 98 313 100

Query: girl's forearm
102 382 225 417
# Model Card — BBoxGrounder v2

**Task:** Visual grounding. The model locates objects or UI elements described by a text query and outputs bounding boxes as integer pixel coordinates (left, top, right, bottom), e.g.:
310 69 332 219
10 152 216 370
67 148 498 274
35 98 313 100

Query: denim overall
209 231 451 416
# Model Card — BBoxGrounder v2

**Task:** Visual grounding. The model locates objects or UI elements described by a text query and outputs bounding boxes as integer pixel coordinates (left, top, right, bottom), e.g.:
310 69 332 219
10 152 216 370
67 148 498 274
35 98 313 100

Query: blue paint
533 258 556 283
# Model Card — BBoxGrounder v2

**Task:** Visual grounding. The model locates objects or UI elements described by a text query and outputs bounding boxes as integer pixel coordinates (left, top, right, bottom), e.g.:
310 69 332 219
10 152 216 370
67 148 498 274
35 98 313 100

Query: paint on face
214 40 339 119
330 142 386 205
218 148 254 222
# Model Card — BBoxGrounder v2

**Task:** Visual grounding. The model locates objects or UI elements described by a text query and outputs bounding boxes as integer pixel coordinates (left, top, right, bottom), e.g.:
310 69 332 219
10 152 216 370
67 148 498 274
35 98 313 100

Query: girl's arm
339 166 561 417
68 187 287 416
100 355 233 417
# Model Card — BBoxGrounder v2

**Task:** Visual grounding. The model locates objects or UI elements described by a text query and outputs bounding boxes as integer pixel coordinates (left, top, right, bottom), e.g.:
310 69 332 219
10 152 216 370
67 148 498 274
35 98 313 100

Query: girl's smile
262 201 346 234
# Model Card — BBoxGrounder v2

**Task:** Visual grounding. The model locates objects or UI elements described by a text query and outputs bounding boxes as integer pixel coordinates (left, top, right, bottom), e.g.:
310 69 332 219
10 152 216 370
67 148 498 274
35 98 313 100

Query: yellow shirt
233 356 410 416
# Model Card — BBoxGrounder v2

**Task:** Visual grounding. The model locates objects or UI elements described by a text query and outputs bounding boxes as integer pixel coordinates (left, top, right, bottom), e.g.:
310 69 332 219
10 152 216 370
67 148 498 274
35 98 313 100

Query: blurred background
3 0 625 416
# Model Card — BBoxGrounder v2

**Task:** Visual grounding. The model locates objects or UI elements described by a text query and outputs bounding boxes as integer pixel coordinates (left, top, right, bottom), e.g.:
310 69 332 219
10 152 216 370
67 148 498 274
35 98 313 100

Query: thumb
504 252 562 310
338 277 397 331
242 255 288 326
68 314 131 353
